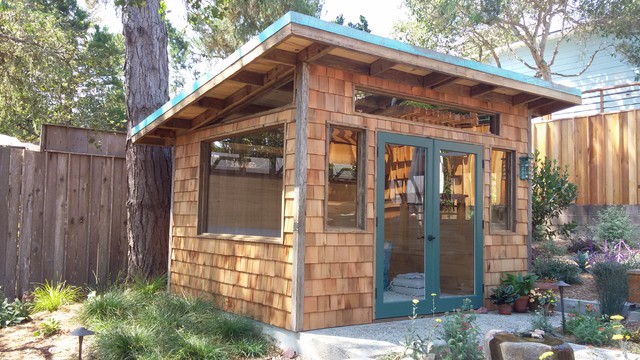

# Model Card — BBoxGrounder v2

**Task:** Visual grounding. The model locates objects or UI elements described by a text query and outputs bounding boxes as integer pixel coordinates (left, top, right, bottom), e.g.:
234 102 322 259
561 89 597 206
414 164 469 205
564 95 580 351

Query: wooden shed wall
533 110 640 205
170 109 296 330
303 64 531 330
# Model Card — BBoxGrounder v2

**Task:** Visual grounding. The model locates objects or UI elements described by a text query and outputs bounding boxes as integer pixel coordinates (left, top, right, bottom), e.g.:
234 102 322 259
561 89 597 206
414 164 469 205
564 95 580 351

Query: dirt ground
0 303 91 360
563 272 598 301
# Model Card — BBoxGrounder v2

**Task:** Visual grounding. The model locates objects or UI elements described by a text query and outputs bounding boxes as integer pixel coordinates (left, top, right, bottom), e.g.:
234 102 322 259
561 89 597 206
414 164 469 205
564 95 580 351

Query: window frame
197 126 286 243
325 124 367 231
489 147 516 234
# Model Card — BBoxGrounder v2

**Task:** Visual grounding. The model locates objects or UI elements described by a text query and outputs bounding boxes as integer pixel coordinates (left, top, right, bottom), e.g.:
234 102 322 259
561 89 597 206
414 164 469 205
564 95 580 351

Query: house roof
131 12 582 145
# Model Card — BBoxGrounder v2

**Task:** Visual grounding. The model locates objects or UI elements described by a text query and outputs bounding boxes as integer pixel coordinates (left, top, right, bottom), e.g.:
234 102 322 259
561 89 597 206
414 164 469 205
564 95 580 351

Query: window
490 149 515 231
200 127 284 238
327 126 365 229
354 89 499 135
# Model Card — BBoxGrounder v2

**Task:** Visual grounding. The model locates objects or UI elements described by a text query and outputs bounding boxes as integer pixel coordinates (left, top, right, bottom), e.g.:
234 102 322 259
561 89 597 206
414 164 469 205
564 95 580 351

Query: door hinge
375 288 378 298
482 161 485 169
376 217 378 227
482 221 485 230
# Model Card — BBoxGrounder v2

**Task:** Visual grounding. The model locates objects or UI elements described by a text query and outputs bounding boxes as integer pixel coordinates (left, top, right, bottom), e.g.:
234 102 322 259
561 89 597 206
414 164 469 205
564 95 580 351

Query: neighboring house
494 33 639 118
131 12 580 331
496 33 640 226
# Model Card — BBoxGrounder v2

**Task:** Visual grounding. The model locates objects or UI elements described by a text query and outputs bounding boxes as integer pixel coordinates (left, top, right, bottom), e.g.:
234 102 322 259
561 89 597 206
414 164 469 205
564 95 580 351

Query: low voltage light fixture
519 155 532 180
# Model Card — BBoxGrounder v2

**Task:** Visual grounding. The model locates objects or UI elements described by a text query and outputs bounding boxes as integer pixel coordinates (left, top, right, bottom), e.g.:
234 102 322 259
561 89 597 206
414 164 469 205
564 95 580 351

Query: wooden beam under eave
422 72 458 89
512 93 542 106
531 101 573 117
369 58 397 76
162 118 193 129
297 43 334 63
230 70 265 86
315 54 370 74
263 48 298 66
527 98 556 110
198 96 225 109
470 84 497 98
377 69 423 87
136 136 175 147
150 128 176 138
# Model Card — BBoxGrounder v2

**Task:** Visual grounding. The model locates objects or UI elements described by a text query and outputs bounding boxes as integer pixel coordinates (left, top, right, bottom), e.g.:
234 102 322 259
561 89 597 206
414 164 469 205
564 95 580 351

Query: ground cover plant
32 280 82 313
81 276 271 360
0 297 31 328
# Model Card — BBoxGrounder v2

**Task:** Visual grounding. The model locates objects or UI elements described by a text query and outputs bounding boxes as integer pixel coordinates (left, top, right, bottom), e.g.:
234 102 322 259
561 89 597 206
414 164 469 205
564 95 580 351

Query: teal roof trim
132 11 581 137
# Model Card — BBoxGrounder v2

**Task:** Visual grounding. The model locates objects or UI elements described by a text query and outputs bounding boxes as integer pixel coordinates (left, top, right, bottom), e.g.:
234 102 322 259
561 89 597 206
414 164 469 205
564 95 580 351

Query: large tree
0 0 125 141
394 0 634 81
121 0 172 278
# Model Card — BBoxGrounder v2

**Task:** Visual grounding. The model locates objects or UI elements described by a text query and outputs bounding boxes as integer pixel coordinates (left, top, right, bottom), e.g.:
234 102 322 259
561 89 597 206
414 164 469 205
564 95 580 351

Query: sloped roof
131 12 581 145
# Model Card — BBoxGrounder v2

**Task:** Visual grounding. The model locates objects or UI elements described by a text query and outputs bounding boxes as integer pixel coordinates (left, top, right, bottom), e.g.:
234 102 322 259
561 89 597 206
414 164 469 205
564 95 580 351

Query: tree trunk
122 0 171 278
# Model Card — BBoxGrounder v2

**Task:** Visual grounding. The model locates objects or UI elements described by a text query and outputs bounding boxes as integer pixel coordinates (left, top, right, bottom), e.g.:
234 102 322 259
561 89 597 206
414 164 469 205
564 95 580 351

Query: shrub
594 206 638 246
565 310 614 346
530 310 554 334
439 299 483 360
34 318 61 337
574 251 591 272
32 280 82 313
531 151 578 241
592 261 628 316
568 237 601 253
0 298 31 328
532 257 582 284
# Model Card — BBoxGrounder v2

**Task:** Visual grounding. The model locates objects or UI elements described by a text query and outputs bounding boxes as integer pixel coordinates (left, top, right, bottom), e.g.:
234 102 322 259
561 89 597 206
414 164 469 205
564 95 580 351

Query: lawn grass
81 277 272 360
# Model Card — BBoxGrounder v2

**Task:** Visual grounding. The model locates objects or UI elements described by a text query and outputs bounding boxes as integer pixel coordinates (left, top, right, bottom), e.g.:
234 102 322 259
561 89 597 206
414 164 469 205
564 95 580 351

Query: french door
375 132 483 318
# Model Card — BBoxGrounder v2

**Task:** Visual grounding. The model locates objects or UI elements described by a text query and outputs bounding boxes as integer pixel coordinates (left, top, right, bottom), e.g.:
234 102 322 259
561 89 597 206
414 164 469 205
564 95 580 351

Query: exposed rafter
422 72 458 89
470 84 496 98
298 43 334 63
512 93 542 106
369 59 396 76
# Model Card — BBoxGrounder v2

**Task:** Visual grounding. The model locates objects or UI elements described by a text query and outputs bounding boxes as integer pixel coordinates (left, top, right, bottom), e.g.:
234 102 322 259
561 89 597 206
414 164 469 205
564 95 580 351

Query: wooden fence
533 109 640 206
0 125 127 299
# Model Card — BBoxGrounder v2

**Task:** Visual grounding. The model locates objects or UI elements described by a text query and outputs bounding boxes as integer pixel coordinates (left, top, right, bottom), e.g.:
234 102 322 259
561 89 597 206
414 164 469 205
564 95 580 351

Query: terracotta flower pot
513 295 529 313
498 303 513 315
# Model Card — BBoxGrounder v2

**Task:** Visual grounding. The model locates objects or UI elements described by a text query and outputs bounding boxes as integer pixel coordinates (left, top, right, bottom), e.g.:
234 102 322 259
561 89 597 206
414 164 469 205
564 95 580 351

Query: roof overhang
130 12 582 145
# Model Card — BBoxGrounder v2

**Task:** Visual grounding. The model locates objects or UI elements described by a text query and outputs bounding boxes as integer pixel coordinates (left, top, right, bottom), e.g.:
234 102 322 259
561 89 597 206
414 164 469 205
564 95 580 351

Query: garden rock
484 330 574 360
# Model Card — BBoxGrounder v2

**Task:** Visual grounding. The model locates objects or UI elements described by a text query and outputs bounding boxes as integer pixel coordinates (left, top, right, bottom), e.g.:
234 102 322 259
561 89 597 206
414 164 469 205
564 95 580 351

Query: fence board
0 148 10 296
109 158 128 279
5 149 24 299
53 154 69 281
42 153 57 281
534 109 640 206
96 157 114 285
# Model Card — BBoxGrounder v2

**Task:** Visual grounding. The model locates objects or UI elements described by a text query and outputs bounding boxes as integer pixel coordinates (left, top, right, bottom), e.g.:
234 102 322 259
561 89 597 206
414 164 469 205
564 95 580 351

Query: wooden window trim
196 126 286 242
489 147 517 234
325 123 367 231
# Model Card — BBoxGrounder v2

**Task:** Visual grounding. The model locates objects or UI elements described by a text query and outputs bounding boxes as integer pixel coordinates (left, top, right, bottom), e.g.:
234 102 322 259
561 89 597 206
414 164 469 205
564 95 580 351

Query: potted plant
490 285 518 315
528 288 557 315
501 272 539 313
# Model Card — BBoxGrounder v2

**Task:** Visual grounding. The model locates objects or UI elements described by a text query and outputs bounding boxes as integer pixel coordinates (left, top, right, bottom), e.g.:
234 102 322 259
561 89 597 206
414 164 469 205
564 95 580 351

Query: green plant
402 294 441 359
0 298 31 328
439 298 483 360
530 310 554 334
32 280 82 313
538 240 567 256
532 257 582 284
529 288 556 306
574 251 591 272
594 206 638 245
592 261 628 316
490 285 518 305
34 318 61 337
501 272 539 296
531 150 578 241
565 309 614 346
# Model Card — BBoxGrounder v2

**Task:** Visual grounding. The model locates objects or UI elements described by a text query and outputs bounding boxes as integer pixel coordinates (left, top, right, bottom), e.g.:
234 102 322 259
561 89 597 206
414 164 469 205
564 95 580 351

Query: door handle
417 236 425 239
427 235 435 242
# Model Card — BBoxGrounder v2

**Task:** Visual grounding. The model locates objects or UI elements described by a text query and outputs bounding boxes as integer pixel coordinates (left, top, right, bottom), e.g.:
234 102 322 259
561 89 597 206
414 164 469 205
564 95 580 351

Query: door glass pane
439 150 475 296
383 144 426 303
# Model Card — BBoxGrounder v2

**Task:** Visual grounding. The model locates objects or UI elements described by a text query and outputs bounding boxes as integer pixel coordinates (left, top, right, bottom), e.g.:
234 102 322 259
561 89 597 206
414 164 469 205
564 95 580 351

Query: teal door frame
375 132 484 319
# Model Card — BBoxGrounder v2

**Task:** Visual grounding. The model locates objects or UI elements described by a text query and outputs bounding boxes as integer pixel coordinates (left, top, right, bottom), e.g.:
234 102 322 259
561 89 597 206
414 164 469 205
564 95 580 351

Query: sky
85 0 407 38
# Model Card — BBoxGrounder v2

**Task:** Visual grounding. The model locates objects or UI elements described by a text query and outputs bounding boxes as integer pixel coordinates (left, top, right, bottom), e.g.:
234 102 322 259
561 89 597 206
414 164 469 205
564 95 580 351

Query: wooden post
167 148 176 291
291 62 309 332
527 111 533 271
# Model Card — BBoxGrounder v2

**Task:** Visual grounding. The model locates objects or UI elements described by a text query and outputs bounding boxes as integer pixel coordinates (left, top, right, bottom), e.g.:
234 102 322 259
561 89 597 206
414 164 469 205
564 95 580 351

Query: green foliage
83 279 270 360
592 261 628 316
187 0 322 59
532 257 582 284
500 272 538 296
574 251 591 272
333 14 372 33
32 280 82 313
532 151 578 241
0 298 31 328
439 299 483 360
0 0 126 141
594 206 638 246
566 310 614 346
34 317 61 337
538 240 568 256
530 310 554 334
489 284 518 305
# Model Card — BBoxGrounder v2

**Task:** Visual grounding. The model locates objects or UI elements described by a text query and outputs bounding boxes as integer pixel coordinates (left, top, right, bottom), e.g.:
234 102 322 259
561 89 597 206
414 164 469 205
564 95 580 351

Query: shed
131 12 581 331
